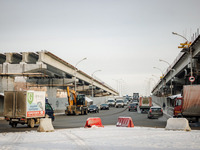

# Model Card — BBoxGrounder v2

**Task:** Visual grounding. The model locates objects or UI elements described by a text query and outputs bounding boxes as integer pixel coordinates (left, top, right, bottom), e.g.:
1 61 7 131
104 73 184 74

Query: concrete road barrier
84 117 104 128
116 117 134 128
165 118 191 131
37 118 54 132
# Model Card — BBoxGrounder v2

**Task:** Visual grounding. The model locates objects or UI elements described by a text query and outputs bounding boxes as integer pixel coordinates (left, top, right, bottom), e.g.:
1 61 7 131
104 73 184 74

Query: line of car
88 98 129 113
88 98 164 119
128 100 163 119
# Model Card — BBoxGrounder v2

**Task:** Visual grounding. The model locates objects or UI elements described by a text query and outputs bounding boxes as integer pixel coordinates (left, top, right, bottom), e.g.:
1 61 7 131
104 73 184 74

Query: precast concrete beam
172 77 185 84
2 63 47 74
20 52 39 64
5 53 22 64
27 78 75 85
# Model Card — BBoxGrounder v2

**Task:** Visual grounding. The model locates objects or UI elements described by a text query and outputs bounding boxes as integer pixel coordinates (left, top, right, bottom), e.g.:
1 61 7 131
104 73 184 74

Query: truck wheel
75 111 79 116
29 119 35 128
84 110 88 115
11 123 17 128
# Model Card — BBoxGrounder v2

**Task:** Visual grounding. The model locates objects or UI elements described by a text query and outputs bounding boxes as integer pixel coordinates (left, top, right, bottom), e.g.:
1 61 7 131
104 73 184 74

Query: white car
107 99 116 107
115 99 124 108
123 99 129 106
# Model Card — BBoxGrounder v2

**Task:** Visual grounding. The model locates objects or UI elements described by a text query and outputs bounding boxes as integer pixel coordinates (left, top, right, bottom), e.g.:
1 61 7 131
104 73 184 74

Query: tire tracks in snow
0 133 23 150
61 130 91 150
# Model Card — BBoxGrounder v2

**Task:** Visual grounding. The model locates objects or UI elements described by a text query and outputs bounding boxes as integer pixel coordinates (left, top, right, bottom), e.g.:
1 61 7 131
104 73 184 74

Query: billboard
26 91 45 118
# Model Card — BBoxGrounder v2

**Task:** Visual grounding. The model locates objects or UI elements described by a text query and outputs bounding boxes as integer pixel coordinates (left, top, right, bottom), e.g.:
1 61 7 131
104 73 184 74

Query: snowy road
0 126 200 150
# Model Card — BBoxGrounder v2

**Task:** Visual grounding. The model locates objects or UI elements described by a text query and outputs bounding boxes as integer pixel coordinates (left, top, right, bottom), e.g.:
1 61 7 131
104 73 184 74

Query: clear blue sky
0 0 200 96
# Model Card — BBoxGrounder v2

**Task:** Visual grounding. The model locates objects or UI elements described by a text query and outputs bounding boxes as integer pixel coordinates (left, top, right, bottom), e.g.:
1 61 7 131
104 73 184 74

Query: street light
172 32 193 84
172 32 188 41
159 59 174 95
74 57 87 92
91 70 101 97
153 67 164 77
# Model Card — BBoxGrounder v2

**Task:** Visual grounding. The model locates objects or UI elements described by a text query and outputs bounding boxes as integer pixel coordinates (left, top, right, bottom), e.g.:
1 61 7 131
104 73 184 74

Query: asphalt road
0 106 170 133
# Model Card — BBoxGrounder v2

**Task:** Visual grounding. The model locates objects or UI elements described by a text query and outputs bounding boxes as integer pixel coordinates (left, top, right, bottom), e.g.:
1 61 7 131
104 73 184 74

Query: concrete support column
46 87 57 98
0 76 15 93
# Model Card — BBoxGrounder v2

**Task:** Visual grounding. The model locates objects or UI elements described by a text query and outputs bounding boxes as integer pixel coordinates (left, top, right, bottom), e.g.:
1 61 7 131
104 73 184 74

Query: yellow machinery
65 87 88 115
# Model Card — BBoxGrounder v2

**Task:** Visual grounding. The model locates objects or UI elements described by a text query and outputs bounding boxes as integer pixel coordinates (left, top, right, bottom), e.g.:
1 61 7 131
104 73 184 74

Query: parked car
100 104 109 110
123 99 129 106
115 99 124 108
107 99 116 107
88 105 99 113
147 106 163 119
128 102 138 111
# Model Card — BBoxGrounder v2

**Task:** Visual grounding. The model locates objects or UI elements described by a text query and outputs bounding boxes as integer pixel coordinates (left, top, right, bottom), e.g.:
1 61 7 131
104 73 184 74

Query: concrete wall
151 95 174 116
48 98 68 113
90 97 108 106
0 77 15 93
46 87 68 113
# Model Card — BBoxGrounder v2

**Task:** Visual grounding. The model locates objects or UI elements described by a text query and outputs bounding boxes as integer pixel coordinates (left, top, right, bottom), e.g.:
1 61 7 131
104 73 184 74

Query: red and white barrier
84 117 104 128
116 117 134 128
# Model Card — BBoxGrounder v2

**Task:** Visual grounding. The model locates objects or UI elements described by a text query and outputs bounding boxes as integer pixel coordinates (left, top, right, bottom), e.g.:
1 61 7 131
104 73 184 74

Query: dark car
147 106 163 119
100 104 109 110
128 103 138 111
88 105 99 113
45 98 55 121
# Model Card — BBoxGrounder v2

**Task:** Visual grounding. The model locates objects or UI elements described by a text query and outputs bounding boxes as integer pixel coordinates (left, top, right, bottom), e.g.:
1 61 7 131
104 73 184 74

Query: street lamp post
91 70 101 97
153 67 164 96
172 32 193 84
74 57 87 92
159 59 174 95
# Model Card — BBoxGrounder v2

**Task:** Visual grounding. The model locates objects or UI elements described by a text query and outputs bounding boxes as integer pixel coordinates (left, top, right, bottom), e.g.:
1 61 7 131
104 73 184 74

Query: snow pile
0 126 200 150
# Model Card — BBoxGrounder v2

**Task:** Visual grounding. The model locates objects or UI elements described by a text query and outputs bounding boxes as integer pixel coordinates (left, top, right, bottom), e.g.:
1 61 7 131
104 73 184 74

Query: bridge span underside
0 51 118 113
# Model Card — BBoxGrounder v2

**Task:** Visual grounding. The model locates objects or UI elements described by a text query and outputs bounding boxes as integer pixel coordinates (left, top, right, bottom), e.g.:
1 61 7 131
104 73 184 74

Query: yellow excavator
65 86 88 115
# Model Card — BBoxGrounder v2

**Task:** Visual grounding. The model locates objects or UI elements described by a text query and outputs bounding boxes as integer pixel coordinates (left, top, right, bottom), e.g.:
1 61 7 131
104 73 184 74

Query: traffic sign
189 76 195 83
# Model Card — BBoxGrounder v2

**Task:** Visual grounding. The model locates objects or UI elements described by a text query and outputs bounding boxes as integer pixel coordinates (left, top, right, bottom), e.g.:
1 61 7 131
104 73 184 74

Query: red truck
174 85 200 122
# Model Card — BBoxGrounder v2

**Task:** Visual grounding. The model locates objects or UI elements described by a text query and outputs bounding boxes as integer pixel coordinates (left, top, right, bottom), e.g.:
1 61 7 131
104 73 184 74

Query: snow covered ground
0 126 200 150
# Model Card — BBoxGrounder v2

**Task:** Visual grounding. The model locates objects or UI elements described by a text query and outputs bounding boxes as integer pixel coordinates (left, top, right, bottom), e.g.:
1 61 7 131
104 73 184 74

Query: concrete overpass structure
151 33 200 112
152 34 200 96
0 50 118 113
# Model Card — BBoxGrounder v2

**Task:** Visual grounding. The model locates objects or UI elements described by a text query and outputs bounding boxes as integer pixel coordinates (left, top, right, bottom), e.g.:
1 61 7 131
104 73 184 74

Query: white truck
4 91 54 128
139 97 152 113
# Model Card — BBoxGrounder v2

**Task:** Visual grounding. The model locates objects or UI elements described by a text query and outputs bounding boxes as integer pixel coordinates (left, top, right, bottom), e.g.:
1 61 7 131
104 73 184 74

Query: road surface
0 106 169 133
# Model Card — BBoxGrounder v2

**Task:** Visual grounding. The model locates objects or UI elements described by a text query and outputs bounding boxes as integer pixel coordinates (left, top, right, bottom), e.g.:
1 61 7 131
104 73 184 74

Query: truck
65 87 88 115
4 91 54 128
133 93 139 102
174 85 200 122
139 97 152 113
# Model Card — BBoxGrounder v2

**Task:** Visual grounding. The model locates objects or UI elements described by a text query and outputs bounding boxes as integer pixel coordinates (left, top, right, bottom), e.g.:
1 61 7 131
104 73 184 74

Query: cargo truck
133 93 139 102
174 85 200 122
4 91 54 128
139 97 152 113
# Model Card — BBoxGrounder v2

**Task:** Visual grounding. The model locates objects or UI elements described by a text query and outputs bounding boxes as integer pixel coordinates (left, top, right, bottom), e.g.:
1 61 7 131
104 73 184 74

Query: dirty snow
0 126 200 150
